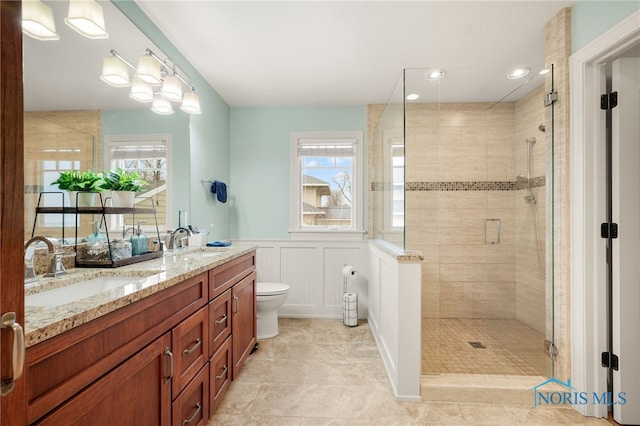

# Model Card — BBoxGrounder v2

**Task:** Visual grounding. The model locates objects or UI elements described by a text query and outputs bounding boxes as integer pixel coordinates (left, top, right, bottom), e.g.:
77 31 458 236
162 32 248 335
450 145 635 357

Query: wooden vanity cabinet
26 272 209 424
26 250 257 425
171 306 208 398
35 333 172 425
172 362 209 426
231 271 257 379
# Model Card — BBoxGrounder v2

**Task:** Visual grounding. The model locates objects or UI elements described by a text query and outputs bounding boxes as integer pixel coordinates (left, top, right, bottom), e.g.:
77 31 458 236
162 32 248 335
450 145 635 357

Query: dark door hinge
601 222 618 239
601 92 618 110
601 352 619 370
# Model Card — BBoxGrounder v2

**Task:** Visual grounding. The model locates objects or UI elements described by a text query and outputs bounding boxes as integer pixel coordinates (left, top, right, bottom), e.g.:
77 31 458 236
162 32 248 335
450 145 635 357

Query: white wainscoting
236 239 369 319
368 240 422 402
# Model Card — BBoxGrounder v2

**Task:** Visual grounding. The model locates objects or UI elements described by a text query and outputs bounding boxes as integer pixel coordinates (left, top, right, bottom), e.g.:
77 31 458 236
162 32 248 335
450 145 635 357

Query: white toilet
256 282 290 339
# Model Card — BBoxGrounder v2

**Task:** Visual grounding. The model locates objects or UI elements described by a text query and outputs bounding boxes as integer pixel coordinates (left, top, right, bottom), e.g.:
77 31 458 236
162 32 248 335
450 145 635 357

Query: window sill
288 229 367 242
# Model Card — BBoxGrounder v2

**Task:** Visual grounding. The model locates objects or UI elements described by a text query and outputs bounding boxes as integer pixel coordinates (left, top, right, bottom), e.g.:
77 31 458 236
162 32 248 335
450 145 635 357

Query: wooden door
1 1 27 424
611 56 640 425
231 272 256 379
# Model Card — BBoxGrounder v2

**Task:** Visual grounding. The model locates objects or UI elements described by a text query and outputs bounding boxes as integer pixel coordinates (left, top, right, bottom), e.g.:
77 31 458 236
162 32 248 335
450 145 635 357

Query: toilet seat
257 282 290 296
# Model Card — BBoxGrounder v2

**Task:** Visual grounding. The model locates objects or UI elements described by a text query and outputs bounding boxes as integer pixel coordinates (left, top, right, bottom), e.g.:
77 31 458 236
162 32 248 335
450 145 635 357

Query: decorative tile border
24 184 45 194
371 176 545 192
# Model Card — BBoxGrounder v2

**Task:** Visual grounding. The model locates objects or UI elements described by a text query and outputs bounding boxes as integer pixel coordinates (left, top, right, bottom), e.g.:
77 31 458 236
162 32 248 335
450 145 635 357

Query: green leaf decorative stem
51 170 106 192
103 168 149 192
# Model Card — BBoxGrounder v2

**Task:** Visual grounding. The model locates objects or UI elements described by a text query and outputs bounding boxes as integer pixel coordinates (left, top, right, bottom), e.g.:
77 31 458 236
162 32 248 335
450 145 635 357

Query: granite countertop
25 244 256 347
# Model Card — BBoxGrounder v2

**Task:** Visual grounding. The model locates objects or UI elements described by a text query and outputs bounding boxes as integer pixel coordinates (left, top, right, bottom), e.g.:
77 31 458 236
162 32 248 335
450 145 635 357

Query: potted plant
102 168 149 207
51 170 105 207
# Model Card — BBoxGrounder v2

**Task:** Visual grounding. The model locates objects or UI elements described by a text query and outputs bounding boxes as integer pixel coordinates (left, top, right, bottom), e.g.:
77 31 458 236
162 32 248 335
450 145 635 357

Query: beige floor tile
207 318 610 426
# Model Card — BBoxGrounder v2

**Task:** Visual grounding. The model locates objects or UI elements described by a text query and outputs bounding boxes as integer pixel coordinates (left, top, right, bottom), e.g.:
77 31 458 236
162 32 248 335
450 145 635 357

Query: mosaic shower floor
422 318 550 375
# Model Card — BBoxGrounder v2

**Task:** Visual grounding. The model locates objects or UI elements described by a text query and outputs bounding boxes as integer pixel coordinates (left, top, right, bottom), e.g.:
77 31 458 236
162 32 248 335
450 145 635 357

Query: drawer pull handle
0 312 25 397
182 338 202 356
215 365 228 380
183 402 202 425
214 314 227 325
163 347 174 382
233 294 239 313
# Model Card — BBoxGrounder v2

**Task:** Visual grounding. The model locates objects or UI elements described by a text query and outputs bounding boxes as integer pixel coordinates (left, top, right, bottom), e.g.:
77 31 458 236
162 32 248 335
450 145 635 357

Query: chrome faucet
168 227 193 250
24 236 55 284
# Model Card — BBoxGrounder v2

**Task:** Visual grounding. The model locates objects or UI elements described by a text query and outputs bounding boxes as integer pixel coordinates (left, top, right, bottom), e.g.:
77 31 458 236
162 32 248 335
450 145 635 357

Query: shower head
525 137 536 145
538 123 546 133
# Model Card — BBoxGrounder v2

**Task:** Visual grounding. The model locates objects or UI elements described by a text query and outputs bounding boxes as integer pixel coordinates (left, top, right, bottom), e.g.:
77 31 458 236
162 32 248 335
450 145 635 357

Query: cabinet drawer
172 363 209 426
172 306 209 398
209 336 232 416
209 252 255 299
209 289 232 357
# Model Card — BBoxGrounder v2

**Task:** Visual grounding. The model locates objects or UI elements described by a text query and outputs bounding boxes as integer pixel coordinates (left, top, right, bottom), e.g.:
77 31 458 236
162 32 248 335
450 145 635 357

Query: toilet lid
257 282 290 296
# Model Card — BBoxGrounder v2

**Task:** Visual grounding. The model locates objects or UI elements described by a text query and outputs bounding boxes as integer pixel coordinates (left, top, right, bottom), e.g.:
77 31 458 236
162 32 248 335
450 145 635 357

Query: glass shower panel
484 66 554 378
24 112 97 242
371 72 405 249
402 68 442 374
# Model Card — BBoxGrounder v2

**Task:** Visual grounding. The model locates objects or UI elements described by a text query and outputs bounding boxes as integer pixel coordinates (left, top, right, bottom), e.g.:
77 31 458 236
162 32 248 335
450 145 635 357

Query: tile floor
422 319 551 376
208 318 611 425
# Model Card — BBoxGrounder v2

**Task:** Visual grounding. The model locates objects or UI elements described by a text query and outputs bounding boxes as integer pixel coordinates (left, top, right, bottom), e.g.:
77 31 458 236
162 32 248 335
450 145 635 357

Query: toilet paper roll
341 265 358 279
343 292 358 327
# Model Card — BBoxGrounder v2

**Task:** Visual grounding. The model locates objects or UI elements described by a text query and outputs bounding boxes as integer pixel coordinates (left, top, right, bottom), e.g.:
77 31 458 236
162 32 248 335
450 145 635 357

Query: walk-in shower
370 66 555 379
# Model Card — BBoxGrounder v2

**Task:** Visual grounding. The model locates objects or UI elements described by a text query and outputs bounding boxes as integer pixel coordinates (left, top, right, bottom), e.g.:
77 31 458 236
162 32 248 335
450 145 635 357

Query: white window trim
104 133 172 232
290 131 364 241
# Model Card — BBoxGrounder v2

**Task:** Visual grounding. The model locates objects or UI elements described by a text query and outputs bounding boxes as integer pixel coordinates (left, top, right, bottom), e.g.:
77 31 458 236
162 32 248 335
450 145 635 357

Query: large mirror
23 0 190 241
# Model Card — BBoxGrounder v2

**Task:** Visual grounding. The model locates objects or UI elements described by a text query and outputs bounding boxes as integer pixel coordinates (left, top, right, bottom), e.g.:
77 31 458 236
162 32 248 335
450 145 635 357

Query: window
290 131 363 235
104 134 171 232
391 141 405 228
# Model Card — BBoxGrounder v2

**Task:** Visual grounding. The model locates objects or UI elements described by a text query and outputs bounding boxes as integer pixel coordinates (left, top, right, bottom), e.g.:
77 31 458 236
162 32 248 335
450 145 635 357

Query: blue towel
207 241 231 247
210 180 228 203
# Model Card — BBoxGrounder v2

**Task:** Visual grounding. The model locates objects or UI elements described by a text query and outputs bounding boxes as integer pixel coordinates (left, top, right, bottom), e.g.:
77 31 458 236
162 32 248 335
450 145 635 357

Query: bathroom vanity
24 245 256 425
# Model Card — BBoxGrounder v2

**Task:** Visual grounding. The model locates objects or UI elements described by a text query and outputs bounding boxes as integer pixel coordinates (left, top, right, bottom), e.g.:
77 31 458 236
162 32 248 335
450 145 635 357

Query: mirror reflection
23 0 190 241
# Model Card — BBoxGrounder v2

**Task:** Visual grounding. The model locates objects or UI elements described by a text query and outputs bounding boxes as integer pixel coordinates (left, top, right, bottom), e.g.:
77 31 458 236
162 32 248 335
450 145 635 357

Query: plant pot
68 191 97 208
110 191 136 208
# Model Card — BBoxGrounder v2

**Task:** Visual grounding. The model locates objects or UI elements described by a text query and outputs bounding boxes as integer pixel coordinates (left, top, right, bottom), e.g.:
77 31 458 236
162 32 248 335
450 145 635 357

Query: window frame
103 133 172 233
289 131 364 240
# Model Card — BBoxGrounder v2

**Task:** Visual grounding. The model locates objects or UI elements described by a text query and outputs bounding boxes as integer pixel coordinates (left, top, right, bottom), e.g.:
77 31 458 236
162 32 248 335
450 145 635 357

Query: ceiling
136 0 575 107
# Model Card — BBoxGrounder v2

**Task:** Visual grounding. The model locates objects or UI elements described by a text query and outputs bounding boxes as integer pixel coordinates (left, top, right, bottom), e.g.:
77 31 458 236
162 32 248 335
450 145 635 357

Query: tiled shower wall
24 110 101 240
367 88 547 326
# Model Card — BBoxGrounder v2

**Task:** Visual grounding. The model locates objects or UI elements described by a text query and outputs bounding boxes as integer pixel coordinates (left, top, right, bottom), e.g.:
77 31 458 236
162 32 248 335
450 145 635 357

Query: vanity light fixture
151 96 174 115
180 91 201 114
425 69 446 81
406 93 420 101
101 48 201 114
99 53 130 87
64 0 108 40
135 54 163 86
161 74 183 101
22 0 60 41
507 67 530 80
129 78 154 103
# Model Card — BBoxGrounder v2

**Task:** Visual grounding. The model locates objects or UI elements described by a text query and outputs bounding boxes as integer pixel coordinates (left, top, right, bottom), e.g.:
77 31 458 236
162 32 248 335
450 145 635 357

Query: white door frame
569 10 640 418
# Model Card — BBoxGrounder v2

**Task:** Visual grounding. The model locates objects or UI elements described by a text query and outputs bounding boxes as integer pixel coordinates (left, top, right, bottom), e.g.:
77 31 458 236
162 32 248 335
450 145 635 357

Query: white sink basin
26 275 162 307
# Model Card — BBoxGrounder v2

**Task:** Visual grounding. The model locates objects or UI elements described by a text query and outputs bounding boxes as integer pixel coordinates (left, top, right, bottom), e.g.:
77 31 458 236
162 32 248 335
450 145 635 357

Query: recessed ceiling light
538 68 550 75
406 93 420 101
507 67 530 79
425 69 446 81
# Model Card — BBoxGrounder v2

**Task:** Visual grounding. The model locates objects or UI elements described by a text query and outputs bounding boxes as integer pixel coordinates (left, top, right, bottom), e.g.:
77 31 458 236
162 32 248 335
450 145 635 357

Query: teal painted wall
101 110 190 228
229 106 367 240
572 1 640 53
113 1 231 239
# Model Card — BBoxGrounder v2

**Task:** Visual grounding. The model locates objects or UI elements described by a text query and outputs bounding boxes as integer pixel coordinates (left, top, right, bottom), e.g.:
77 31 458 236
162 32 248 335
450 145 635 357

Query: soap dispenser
87 221 107 243
131 222 148 256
